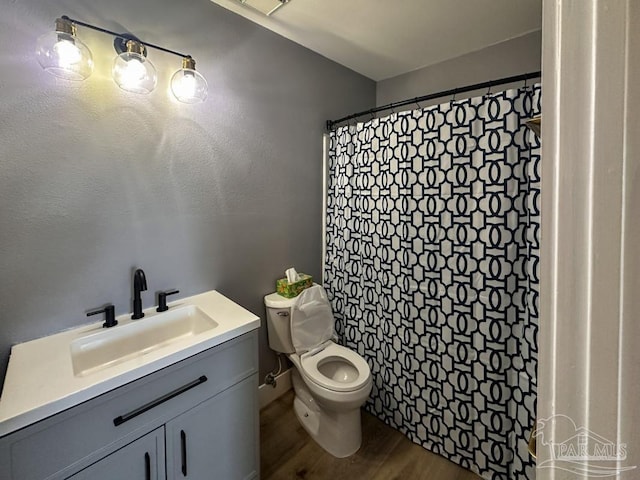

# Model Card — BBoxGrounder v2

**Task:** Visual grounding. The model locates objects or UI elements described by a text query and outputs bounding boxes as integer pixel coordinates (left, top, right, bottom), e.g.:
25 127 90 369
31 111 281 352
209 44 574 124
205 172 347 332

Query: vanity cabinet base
0 331 259 480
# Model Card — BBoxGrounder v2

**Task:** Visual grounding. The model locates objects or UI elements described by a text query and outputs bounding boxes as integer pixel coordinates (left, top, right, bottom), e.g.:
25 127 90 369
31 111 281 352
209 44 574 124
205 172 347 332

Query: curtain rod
326 70 541 131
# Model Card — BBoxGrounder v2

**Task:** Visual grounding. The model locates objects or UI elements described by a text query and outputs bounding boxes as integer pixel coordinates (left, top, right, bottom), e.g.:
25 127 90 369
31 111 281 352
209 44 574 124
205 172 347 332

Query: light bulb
112 40 157 94
120 58 146 87
170 57 207 104
175 73 197 98
36 18 93 81
54 39 82 67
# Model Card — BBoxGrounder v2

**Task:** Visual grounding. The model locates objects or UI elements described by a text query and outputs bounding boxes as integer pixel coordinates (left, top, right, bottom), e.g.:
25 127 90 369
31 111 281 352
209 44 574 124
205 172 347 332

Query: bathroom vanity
0 290 260 479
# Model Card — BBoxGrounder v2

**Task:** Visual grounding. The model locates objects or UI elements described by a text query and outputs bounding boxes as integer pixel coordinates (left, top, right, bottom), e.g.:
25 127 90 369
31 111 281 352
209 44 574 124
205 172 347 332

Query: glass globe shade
171 67 207 104
112 50 157 95
36 30 94 81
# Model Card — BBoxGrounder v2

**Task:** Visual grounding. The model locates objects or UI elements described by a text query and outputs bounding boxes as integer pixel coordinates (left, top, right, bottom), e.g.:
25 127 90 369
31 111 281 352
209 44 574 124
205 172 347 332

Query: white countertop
0 290 260 437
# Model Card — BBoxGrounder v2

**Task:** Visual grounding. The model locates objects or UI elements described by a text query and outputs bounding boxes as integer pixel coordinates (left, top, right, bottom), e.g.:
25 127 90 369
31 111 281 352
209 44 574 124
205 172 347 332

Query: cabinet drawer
3 331 257 480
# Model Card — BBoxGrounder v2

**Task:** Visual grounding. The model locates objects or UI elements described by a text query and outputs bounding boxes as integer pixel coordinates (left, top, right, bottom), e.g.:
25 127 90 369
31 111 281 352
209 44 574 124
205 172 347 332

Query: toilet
264 285 372 458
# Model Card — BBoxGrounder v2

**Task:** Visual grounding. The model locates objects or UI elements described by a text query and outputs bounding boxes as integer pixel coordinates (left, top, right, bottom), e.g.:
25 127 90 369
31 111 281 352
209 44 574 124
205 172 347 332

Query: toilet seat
300 342 371 393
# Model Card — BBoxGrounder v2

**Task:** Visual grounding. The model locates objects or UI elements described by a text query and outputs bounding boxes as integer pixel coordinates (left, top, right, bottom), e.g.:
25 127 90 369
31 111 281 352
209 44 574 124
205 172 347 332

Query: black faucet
132 268 147 319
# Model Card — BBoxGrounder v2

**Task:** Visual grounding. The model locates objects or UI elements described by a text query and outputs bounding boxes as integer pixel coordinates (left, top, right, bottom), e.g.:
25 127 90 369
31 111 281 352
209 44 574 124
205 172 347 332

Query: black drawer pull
113 376 208 426
181 429 188 476
145 452 151 480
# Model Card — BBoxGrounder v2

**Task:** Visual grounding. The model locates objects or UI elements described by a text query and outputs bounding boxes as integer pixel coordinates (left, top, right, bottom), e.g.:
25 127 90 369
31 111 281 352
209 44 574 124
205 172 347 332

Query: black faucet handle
87 304 118 328
157 290 180 312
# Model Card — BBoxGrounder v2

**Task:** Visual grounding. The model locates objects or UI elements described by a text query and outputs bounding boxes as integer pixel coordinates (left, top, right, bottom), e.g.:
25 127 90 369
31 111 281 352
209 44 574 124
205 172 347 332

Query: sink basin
70 305 218 377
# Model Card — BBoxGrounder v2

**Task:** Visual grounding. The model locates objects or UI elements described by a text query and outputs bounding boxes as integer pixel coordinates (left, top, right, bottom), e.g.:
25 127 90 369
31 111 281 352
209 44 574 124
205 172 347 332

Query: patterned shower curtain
325 84 541 479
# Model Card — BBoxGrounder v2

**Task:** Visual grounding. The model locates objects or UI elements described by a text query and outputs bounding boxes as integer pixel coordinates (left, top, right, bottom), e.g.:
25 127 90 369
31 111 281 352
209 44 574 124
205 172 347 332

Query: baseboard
259 368 292 409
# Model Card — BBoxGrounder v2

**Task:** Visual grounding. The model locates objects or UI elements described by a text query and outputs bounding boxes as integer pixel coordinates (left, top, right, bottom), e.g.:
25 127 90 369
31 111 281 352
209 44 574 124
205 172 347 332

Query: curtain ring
486 82 492 97
415 97 422 109
452 88 458 102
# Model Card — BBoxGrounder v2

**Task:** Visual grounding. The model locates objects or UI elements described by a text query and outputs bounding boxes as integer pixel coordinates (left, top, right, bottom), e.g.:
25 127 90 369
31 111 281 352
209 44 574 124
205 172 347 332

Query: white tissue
285 267 300 283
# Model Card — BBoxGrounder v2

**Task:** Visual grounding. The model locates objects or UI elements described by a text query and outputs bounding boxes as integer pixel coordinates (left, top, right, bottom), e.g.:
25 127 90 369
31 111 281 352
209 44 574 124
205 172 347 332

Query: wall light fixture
112 39 157 95
170 57 208 104
36 17 94 81
36 16 208 103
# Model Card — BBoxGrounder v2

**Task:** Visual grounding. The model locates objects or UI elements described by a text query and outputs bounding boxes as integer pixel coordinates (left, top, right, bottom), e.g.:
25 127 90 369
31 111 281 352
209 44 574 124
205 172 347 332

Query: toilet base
291 369 363 458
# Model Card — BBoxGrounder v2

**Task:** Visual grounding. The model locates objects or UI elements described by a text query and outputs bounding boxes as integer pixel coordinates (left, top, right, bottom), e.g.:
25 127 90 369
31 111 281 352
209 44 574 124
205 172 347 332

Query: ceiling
210 0 542 81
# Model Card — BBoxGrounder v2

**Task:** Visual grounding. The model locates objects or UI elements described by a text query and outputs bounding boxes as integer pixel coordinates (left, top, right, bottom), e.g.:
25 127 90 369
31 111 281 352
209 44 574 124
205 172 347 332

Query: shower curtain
325 84 540 479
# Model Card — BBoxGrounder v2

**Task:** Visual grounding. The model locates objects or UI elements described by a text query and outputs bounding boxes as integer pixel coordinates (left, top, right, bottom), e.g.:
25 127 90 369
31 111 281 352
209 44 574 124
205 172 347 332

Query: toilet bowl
264 285 372 458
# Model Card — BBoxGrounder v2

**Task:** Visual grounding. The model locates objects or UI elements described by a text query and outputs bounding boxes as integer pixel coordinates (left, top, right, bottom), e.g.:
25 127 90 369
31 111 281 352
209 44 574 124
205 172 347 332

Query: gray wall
377 30 542 107
0 0 374 384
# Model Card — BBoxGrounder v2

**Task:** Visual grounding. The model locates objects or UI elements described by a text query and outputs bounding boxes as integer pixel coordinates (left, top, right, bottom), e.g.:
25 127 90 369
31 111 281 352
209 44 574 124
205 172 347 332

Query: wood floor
260 391 481 480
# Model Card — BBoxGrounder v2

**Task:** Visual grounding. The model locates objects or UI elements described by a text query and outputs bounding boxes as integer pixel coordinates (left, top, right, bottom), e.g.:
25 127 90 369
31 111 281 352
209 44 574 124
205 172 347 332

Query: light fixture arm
60 15 193 60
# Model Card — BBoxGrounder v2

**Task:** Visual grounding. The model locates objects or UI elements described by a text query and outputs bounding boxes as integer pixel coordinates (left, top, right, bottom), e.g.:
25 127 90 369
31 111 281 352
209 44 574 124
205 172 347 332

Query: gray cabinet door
67 428 165 480
166 375 258 480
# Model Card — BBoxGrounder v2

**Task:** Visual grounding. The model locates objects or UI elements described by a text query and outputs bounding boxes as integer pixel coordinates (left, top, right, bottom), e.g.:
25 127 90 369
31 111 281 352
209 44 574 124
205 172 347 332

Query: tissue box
276 274 313 298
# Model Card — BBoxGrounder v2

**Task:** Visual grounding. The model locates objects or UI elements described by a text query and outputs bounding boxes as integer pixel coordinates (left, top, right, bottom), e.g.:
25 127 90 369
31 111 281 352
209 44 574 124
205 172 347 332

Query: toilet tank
264 292 296 354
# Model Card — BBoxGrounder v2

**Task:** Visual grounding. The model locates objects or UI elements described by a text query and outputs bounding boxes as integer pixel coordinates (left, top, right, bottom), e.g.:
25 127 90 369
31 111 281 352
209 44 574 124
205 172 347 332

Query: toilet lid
290 285 334 354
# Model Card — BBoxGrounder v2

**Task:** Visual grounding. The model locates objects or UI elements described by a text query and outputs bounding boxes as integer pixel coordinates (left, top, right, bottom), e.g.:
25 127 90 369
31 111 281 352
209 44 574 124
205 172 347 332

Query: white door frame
538 0 639 477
